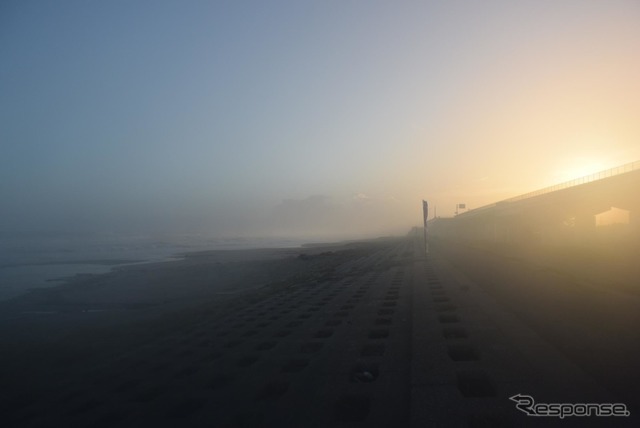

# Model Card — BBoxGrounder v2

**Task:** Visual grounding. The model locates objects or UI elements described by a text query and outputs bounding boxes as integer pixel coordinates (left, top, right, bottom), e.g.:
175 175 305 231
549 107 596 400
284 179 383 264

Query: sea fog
0 233 307 302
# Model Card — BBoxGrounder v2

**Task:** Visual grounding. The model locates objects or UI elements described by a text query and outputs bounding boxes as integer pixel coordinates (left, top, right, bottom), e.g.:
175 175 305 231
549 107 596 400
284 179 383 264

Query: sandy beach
1 234 638 427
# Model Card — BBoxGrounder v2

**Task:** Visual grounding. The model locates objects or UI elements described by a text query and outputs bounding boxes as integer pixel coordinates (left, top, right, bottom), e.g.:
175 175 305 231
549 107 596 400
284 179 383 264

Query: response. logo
510 394 630 419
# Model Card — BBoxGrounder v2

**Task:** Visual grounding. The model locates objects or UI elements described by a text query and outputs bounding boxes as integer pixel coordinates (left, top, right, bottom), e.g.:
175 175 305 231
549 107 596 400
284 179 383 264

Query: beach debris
352 370 375 383
351 362 379 383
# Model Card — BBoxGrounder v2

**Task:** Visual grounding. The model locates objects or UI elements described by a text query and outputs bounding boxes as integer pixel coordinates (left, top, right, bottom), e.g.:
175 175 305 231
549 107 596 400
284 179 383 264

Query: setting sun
553 158 612 183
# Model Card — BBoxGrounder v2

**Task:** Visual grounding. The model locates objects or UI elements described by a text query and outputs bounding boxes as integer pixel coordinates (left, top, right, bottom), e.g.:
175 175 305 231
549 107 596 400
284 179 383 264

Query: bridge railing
502 160 640 204
458 160 640 218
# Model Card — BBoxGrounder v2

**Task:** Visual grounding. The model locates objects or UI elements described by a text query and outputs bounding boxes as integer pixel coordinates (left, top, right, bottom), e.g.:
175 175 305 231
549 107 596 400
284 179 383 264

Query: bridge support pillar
574 213 596 243
629 209 640 238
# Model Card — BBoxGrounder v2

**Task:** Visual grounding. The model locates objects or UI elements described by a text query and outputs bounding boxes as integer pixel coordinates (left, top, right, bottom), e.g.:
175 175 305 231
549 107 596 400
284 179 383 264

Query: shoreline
0 238 396 322
0 242 315 304
0 234 324 303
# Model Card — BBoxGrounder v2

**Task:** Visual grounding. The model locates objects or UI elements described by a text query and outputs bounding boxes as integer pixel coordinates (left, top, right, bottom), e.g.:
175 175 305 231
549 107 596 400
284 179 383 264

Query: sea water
0 233 304 301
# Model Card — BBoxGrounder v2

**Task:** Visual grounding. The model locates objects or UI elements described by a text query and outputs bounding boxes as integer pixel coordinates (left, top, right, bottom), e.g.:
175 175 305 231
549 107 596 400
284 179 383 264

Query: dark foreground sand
1 235 637 427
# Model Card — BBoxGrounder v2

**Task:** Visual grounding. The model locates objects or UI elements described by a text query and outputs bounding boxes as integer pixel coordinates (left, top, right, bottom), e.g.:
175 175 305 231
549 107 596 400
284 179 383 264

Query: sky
2 0 640 239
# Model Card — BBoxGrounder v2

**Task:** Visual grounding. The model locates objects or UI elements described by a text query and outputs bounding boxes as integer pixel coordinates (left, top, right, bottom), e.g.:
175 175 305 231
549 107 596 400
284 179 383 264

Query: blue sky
2 1 640 238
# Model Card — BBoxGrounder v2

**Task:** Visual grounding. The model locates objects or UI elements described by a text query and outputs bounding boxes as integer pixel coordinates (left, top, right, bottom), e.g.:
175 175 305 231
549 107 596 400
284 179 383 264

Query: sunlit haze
2 0 639 239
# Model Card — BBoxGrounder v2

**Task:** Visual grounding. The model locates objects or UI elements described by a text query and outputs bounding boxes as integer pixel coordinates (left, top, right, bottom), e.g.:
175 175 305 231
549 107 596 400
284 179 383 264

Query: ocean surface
0 234 305 302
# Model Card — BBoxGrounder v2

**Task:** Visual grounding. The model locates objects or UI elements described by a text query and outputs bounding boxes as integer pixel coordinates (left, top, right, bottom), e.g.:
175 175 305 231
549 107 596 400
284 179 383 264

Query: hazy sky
2 1 640 239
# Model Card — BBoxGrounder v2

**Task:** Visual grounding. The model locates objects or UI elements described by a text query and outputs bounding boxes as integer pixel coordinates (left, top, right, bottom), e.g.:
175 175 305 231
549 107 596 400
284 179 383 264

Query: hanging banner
422 200 429 227
422 200 429 254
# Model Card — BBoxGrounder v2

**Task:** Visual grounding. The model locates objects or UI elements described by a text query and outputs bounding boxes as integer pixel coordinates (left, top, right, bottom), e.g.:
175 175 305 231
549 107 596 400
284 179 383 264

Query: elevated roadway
430 162 640 244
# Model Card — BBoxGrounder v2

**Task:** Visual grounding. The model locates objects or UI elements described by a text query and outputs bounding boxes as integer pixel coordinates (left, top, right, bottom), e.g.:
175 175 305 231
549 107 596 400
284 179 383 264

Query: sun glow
554 158 611 183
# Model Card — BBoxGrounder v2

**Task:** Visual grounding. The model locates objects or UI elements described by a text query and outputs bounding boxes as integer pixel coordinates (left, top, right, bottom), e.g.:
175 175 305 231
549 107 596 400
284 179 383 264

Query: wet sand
1 235 637 427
